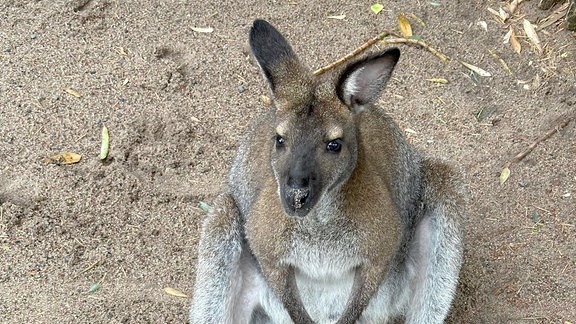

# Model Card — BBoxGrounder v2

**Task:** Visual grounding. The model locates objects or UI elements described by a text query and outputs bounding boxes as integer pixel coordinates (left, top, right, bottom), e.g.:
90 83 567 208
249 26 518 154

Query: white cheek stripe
327 125 343 141
275 120 290 136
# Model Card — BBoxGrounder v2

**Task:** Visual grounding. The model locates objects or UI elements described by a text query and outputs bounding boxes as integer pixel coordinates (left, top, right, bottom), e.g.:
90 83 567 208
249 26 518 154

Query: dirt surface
1 1 575 323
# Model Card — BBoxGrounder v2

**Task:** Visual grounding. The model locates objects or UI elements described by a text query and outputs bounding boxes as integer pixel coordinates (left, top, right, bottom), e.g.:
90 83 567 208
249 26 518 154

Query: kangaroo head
249 20 400 218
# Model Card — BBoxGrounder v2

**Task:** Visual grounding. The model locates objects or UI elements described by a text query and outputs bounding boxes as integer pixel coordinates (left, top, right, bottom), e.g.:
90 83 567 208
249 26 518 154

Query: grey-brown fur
190 19 465 323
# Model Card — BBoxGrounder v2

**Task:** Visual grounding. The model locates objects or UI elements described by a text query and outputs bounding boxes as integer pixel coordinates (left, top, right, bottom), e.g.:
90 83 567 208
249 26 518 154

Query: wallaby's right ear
249 20 303 92
337 48 400 112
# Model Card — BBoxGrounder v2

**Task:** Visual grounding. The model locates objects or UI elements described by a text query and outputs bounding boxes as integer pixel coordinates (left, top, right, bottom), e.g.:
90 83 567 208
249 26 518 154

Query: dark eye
275 134 285 147
326 139 342 153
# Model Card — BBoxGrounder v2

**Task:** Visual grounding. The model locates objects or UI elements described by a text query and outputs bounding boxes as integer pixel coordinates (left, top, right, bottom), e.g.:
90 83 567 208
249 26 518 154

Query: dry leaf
404 128 417 134
477 21 488 31
191 27 214 33
397 13 413 37
64 88 81 98
522 19 542 53
43 152 82 165
509 26 521 54
508 0 522 15
99 125 109 160
261 95 272 106
426 78 448 84
503 28 512 44
327 14 346 20
459 60 492 77
164 287 189 298
487 7 504 23
499 7 510 22
499 167 510 185
115 47 127 56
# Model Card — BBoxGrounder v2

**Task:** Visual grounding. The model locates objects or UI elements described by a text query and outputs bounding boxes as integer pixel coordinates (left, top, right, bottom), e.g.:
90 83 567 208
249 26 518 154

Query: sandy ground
1 0 575 323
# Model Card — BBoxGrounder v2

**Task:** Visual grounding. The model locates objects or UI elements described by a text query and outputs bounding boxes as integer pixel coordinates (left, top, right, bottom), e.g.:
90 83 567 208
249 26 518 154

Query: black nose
289 187 309 209
284 176 311 215
288 176 309 189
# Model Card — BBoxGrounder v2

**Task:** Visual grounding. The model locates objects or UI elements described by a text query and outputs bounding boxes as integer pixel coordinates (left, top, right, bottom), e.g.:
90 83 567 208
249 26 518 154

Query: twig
313 32 391 75
503 110 576 169
380 38 451 61
313 33 451 75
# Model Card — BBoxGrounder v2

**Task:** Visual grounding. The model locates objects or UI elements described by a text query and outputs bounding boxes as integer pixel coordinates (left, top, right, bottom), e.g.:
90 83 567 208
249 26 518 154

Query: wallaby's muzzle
280 167 316 217
284 184 311 217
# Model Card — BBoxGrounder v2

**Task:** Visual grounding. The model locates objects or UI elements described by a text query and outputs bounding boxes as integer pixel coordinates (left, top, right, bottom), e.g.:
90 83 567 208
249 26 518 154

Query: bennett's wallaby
190 19 465 323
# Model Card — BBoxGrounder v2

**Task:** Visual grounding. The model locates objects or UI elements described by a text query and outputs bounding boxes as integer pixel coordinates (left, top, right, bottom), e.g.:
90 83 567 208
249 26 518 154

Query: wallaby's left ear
337 48 400 110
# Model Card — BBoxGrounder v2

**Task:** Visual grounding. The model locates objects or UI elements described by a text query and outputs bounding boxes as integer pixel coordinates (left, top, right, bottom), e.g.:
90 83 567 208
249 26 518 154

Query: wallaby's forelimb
334 266 374 324
281 266 316 323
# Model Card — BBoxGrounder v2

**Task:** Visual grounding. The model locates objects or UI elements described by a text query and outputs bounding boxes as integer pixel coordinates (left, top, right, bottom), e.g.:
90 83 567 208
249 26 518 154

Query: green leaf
408 35 423 40
429 1 441 6
199 201 213 213
371 3 384 14
88 282 101 293
499 167 510 185
531 211 539 223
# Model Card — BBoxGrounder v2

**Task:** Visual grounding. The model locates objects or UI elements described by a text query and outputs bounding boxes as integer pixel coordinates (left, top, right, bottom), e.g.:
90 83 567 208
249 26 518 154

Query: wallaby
190 19 465 323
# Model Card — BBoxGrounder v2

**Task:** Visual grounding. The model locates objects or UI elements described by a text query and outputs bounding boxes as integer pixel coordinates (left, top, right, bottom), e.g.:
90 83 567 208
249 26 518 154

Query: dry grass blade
522 19 542 54
64 88 81 98
191 27 213 33
99 125 109 160
164 287 189 298
327 14 346 20
488 49 513 74
459 60 491 77
43 152 82 165
509 26 521 54
539 2 569 30
426 78 449 83
488 7 505 23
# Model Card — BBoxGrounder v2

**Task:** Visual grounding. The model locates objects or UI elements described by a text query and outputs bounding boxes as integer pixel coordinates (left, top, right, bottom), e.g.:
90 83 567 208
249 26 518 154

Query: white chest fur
283 205 363 323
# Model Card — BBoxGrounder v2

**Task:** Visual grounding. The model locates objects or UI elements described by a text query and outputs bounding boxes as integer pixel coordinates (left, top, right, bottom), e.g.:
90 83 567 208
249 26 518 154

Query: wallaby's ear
249 19 303 92
337 48 400 110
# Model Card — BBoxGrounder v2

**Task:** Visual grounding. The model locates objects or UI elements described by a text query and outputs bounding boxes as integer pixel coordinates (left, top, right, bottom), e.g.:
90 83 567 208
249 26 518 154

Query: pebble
238 84 246 93
31 32 38 40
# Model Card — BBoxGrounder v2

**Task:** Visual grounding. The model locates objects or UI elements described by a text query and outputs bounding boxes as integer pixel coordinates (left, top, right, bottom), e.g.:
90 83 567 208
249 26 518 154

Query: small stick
313 32 391 75
503 110 576 169
380 37 451 61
